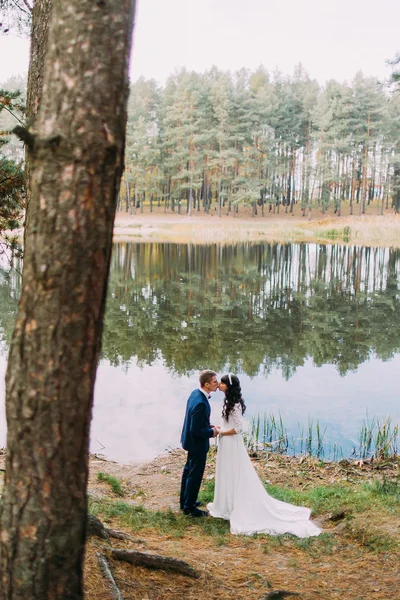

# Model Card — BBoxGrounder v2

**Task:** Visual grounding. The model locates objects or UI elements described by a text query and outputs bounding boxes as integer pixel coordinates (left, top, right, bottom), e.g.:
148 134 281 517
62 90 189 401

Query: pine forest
121 65 400 218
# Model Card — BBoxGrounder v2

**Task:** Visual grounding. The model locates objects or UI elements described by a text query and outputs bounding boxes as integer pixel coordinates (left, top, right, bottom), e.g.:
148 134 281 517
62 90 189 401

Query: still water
1 242 399 461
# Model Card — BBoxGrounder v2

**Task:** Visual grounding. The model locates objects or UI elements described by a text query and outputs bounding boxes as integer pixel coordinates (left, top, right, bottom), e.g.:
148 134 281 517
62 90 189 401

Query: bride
207 374 321 538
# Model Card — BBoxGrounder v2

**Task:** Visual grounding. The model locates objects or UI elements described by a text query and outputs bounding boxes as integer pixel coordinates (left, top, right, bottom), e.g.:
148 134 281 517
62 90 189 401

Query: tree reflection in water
102 242 400 378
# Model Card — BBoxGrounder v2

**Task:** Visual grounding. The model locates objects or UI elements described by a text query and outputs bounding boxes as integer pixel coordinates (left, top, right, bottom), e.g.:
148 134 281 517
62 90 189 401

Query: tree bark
0 1 135 599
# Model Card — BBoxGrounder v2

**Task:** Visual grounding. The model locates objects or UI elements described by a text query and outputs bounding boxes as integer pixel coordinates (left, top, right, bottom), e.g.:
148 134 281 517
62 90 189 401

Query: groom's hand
212 427 219 438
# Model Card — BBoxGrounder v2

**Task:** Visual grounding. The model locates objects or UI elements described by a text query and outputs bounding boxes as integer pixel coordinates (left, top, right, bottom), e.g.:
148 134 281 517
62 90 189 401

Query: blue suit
180 389 214 511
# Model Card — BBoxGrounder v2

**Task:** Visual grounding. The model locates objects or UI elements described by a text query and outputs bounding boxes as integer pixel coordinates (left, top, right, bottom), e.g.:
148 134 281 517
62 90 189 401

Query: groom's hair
199 370 217 387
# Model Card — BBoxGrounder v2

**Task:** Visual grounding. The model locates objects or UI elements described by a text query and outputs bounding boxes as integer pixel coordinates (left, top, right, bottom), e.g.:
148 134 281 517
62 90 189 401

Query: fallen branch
103 547 199 579
96 552 123 600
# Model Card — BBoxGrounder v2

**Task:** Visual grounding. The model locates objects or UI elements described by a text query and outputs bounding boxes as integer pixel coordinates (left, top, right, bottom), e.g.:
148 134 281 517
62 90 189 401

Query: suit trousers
180 450 207 511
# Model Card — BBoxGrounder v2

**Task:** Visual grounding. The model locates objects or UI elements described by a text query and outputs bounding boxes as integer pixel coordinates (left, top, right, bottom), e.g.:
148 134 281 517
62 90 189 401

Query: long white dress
207 406 321 538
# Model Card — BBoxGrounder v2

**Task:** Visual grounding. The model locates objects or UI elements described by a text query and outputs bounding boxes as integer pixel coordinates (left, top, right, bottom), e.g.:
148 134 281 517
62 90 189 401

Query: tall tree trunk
0 2 135 599
393 143 400 214
350 157 356 216
285 157 290 214
290 149 295 214
360 115 370 216
26 0 52 122
125 177 131 213
188 182 193 216
218 180 222 218
164 179 169 214
360 113 370 215
23 0 52 238
355 156 362 206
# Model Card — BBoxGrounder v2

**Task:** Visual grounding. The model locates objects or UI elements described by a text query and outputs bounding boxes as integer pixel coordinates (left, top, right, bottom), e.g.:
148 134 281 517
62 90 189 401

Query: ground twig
96 552 123 600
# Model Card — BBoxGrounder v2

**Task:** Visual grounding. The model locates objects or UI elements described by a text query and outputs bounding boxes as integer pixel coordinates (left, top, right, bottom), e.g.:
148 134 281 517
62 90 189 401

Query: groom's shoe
180 501 201 510
183 508 209 518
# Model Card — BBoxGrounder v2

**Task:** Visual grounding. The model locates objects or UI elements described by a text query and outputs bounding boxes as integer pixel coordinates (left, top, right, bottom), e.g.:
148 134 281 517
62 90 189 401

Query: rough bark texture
0 1 135 598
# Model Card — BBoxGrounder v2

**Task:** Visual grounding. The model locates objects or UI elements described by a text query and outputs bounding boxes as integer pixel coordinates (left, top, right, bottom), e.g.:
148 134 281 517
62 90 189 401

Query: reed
246 412 399 461
357 416 399 460
375 417 399 459
357 416 375 459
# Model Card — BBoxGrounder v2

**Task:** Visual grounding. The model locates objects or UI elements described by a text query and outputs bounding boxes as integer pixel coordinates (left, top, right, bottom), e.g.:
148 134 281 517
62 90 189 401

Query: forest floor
1 448 399 598
113 205 400 248
88 451 399 599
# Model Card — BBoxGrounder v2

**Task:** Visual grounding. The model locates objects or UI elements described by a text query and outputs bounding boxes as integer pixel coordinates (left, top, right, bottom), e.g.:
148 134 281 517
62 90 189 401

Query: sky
0 0 399 86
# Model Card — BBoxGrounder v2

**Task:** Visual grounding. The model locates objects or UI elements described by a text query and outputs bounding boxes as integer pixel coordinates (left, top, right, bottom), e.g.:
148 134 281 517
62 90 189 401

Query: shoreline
113 211 400 248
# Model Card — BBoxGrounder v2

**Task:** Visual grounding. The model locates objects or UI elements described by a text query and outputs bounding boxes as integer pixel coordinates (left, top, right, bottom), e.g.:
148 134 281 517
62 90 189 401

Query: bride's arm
220 407 243 436
220 428 237 436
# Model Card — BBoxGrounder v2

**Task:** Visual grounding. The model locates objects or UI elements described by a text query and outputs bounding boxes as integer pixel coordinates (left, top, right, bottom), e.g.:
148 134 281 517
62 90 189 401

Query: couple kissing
180 369 321 538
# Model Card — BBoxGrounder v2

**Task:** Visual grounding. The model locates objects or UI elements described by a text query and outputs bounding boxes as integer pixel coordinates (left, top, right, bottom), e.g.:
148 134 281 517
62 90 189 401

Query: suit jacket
181 389 214 454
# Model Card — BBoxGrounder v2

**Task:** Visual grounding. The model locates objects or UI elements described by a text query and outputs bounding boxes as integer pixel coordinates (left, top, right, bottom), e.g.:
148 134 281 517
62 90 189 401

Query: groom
180 370 219 517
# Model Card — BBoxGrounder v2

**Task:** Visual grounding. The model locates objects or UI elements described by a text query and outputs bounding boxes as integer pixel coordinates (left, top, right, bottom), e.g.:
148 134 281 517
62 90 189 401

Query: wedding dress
207 406 321 538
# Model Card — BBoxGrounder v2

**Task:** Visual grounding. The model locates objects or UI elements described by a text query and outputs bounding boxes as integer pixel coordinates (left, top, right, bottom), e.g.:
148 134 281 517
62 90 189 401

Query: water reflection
0 243 399 461
103 243 400 376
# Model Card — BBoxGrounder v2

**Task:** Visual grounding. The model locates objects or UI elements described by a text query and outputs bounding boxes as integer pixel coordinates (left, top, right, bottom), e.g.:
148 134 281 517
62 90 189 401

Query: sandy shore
113 209 400 247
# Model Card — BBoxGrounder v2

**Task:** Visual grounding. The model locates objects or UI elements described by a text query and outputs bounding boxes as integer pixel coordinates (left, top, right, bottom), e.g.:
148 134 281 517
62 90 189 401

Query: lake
1 241 399 462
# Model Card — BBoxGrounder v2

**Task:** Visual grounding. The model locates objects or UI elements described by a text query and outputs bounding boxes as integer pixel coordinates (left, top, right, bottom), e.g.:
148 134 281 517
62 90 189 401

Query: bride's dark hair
221 374 246 420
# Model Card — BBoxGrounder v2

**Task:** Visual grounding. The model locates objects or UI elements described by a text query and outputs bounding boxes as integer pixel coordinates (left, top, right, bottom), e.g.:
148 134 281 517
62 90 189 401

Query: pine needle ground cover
1 449 399 598
82 450 400 599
